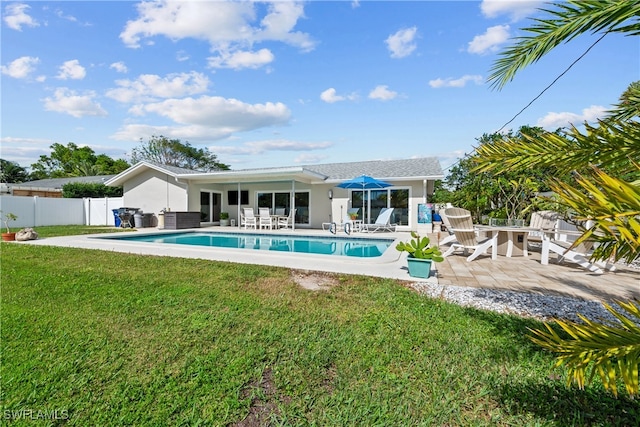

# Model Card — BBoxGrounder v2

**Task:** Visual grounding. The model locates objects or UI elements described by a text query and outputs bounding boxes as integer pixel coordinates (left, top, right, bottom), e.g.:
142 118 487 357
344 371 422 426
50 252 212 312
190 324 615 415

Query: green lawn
28 224 135 238
2 237 637 425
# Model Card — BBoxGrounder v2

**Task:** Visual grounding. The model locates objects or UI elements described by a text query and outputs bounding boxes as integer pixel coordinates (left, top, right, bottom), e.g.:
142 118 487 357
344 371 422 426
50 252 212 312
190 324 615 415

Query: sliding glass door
256 191 310 225
200 191 222 222
351 188 409 226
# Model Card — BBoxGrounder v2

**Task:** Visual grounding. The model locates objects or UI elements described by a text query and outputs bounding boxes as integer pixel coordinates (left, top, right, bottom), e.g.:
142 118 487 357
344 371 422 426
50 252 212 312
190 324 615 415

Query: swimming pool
100 231 394 258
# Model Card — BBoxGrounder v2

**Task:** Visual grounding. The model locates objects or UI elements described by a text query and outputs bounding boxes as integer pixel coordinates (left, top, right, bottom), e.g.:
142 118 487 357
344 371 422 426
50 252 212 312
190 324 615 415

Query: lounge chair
438 208 458 246
241 207 257 229
441 207 496 262
258 207 273 230
527 210 560 247
540 219 616 273
361 208 397 233
277 209 296 229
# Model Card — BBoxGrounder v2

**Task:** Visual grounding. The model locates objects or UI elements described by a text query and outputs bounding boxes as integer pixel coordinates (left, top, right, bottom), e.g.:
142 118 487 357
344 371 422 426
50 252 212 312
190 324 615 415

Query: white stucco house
105 157 444 231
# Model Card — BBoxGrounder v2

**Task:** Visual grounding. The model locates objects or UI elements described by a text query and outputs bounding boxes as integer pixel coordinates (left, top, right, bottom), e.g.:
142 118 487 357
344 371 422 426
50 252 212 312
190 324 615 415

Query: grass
2 233 638 425
30 225 135 238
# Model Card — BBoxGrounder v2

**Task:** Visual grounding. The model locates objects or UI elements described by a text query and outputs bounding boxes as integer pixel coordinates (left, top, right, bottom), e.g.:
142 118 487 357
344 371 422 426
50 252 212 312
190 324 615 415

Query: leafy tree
478 0 640 397
95 154 130 175
0 159 29 183
131 135 230 171
62 182 123 198
29 143 130 179
443 126 557 222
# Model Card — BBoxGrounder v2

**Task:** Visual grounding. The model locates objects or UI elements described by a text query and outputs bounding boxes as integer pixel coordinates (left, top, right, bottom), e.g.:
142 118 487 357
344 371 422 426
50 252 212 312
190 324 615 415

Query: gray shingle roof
16 175 117 189
301 158 443 180
115 157 444 184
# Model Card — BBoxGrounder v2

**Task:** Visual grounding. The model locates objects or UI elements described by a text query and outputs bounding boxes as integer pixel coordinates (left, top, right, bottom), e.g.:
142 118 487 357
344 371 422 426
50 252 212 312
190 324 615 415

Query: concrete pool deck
23 226 639 303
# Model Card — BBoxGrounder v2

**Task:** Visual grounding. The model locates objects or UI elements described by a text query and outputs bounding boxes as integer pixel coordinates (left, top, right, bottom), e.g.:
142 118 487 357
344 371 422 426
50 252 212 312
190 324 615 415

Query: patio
435 238 640 303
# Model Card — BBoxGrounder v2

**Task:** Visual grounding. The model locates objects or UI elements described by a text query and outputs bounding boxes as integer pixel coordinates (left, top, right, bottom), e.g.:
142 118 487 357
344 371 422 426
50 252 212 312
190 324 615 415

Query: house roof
301 157 443 182
105 157 444 187
10 175 117 190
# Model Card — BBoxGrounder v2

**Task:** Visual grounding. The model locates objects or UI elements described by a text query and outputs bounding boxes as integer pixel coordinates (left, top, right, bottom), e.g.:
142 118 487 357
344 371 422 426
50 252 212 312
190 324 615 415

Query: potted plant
396 232 444 278
220 212 230 226
1 211 18 241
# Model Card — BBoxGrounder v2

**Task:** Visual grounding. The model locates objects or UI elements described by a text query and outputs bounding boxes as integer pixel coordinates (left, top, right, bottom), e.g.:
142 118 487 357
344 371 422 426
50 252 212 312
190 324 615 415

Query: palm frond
549 167 640 263
473 119 640 177
607 81 640 121
488 1 640 89
528 299 640 398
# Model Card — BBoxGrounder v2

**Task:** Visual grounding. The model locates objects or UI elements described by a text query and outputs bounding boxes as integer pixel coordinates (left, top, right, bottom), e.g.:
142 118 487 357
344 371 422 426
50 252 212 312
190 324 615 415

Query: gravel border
409 282 626 324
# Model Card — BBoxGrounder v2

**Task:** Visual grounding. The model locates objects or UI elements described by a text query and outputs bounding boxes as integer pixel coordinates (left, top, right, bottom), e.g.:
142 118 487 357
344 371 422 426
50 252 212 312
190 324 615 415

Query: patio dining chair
242 207 257 229
277 209 296 230
258 207 273 230
441 207 496 262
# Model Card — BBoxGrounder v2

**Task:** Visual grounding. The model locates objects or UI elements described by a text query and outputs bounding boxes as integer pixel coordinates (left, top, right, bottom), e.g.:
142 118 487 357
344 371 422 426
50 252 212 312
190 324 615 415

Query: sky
1 0 638 174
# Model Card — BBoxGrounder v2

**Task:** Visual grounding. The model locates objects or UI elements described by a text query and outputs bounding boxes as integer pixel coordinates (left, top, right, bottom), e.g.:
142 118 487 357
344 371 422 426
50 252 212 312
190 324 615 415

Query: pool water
103 231 393 258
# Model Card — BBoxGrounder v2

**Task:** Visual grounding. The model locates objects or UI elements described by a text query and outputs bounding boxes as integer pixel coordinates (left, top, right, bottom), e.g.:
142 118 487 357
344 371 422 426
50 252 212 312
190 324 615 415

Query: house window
228 190 249 205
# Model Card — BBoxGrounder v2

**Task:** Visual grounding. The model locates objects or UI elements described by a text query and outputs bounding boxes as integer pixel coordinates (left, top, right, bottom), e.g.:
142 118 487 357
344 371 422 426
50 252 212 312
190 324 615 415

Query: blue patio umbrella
337 175 392 219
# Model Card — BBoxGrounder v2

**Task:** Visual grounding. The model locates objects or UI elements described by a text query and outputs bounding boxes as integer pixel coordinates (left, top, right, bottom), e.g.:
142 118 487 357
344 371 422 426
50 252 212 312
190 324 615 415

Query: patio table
475 225 539 258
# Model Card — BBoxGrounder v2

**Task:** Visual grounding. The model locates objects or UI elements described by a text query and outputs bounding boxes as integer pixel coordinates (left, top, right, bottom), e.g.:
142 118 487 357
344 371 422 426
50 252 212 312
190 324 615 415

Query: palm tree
475 1 640 397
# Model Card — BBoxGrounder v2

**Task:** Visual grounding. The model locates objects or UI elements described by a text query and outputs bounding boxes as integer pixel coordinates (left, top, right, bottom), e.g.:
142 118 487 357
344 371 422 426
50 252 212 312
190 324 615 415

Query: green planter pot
407 257 433 278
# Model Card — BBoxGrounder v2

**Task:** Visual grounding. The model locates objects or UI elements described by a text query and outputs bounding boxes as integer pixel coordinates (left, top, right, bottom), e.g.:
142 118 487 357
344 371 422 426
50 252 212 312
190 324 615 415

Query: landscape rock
15 228 38 241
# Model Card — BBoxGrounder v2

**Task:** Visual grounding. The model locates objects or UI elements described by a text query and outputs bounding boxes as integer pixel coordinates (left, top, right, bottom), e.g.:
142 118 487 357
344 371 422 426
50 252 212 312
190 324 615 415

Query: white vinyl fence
0 195 124 228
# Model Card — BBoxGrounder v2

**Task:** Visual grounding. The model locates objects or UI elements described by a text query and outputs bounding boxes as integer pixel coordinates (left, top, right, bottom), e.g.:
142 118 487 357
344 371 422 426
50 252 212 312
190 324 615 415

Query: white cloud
385 27 418 58
1 56 40 79
208 48 274 70
429 75 484 88
537 105 607 129
110 61 128 73
210 139 333 156
480 0 544 21
112 96 291 141
176 50 190 62
56 59 86 80
43 88 108 118
368 85 398 101
55 8 77 23
3 3 39 31
106 72 210 103
320 88 358 103
119 1 314 69
468 25 510 55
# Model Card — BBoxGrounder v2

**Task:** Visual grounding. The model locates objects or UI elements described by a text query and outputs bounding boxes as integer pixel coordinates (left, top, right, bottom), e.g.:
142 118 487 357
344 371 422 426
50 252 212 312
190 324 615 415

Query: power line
443 31 610 173
495 31 609 134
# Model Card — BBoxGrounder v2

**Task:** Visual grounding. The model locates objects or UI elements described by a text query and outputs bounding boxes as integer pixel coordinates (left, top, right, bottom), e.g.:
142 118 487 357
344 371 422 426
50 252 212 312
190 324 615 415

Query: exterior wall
327 180 435 232
123 169 187 216
125 173 437 231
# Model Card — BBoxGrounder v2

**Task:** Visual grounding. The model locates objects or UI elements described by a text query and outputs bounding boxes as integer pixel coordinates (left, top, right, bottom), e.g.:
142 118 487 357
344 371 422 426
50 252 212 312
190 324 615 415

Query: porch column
291 180 295 230
237 182 241 228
